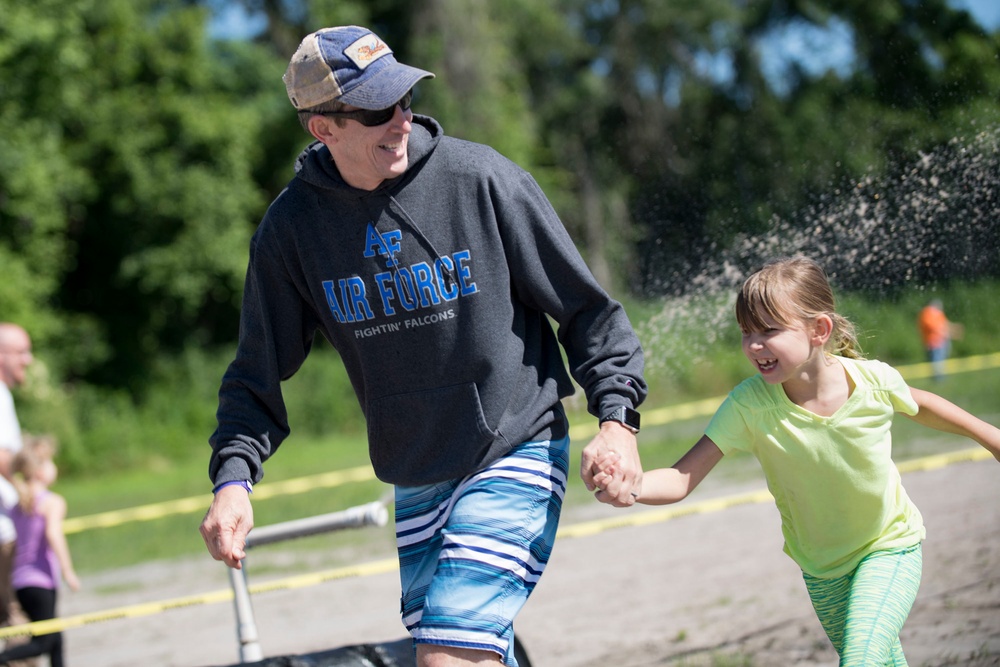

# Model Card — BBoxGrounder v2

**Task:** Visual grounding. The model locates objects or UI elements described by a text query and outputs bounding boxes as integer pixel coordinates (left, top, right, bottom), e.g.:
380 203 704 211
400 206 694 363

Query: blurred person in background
0 434 80 667
917 299 962 381
0 324 33 637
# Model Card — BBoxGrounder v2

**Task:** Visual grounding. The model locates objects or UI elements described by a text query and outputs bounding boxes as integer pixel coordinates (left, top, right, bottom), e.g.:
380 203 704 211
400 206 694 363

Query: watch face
602 407 640 432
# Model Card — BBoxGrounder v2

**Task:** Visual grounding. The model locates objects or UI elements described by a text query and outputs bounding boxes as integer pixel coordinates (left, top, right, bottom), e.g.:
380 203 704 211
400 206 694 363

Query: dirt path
61 457 999 666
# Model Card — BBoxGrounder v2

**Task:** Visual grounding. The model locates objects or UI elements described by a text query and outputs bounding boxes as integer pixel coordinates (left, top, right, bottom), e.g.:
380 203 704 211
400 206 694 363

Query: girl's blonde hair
735 256 863 359
11 433 57 514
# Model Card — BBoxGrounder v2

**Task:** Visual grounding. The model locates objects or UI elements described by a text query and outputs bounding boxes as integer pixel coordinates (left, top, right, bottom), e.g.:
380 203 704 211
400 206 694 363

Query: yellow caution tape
0 557 400 640
895 446 992 472
13 445 993 639
64 354 1000 535
63 465 377 535
557 488 775 539
31 352 995 638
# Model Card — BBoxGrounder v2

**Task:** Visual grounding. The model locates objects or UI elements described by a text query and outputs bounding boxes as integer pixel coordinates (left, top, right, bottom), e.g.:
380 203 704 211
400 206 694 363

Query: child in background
0 434 79 667
916 298 963 381
592 256 1000 666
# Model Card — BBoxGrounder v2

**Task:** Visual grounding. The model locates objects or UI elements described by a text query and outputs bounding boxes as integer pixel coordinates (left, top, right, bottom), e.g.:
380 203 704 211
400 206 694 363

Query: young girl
593 256 1000 666
0 434 80 667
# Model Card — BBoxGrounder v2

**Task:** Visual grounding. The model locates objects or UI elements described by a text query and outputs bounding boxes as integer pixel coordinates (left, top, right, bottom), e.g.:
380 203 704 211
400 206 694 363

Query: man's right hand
199 485 254 569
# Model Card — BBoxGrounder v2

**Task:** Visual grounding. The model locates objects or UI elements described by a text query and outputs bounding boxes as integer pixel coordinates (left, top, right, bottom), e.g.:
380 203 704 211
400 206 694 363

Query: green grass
61 433 391 573
59 360 1000 576
56 280 1000 575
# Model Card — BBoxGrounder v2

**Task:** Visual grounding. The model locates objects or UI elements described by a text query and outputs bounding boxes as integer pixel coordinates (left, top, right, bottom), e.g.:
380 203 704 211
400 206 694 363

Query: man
0 323 33 630
200 25 646 667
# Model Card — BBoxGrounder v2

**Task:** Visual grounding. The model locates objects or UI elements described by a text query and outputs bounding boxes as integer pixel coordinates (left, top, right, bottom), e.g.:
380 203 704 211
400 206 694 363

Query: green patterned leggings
803 544 922 667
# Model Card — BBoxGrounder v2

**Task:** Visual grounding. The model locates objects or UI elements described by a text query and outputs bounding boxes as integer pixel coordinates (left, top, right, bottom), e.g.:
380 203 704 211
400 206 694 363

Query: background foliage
1 0 998 477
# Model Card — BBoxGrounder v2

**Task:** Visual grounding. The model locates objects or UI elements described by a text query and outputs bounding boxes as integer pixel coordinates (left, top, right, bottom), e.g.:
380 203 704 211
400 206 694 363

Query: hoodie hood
289 114 451 287
292 114 443 195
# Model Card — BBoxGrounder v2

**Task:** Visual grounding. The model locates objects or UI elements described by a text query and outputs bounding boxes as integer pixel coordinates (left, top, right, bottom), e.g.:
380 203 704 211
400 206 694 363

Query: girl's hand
581 422 643 506
64 571 81 592
590 451 621 495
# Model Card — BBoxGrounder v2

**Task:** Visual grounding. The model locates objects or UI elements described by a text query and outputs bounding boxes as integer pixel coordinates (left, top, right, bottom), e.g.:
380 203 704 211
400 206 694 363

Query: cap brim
338 63 435 109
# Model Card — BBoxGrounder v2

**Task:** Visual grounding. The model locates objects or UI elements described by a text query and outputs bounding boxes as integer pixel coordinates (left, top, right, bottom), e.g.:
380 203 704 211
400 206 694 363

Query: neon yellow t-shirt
705 356 924 578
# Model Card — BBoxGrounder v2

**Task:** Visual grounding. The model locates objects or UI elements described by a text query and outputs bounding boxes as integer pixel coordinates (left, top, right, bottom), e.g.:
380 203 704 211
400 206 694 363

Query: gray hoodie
210 116 646 487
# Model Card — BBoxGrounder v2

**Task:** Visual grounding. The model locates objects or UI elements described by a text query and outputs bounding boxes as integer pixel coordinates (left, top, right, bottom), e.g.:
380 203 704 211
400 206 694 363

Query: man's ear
812 314 834 346
307 114 338 145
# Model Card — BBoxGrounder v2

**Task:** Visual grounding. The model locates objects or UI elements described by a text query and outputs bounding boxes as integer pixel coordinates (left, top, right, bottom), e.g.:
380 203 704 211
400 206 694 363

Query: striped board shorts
394 435 570 666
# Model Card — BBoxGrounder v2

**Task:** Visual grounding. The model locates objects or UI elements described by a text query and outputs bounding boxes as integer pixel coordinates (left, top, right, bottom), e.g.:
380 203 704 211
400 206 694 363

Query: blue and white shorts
394 435 570 665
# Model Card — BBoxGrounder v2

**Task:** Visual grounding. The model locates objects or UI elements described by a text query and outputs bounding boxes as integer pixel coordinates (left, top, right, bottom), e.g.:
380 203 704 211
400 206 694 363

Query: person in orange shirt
917 299 959 381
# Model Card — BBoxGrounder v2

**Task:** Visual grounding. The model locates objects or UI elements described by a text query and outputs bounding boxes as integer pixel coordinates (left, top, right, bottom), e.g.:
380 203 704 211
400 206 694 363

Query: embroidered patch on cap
343 33 392 69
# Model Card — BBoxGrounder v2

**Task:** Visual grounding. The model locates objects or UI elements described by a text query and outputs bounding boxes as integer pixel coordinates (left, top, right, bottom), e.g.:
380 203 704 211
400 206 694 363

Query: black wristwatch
599 406 641 434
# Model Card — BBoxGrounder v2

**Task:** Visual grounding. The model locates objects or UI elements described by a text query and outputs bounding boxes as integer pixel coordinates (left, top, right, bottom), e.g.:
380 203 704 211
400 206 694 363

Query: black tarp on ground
210 638 413 667
210 636 533 667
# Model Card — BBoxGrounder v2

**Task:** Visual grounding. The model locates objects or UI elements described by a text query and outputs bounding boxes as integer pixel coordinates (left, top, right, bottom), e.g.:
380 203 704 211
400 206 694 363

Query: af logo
320 221 478 326
364 223 402 268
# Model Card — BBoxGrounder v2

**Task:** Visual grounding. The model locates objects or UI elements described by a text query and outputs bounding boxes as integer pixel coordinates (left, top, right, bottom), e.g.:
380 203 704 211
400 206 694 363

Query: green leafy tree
627 0 1000 292
0 1 92 347
0 0 286 392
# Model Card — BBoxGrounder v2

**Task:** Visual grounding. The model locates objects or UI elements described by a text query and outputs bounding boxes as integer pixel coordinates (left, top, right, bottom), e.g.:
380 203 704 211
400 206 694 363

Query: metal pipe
229 566 264 663
229 499 390 663
245 500 389 549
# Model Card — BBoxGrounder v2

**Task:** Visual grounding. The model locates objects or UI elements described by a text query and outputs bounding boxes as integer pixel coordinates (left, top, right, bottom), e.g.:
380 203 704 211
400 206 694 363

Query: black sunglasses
316 90 413 127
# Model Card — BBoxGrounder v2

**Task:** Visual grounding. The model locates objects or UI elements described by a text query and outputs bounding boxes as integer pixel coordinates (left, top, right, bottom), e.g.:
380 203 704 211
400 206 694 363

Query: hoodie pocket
368 382 500 486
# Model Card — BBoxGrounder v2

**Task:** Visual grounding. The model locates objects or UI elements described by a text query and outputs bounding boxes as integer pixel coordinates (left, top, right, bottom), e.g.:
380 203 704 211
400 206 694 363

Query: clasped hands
580 422 642 507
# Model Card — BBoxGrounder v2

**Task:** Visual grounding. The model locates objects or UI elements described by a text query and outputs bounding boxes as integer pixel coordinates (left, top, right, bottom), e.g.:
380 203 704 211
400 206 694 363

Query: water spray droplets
640 128 1000 376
